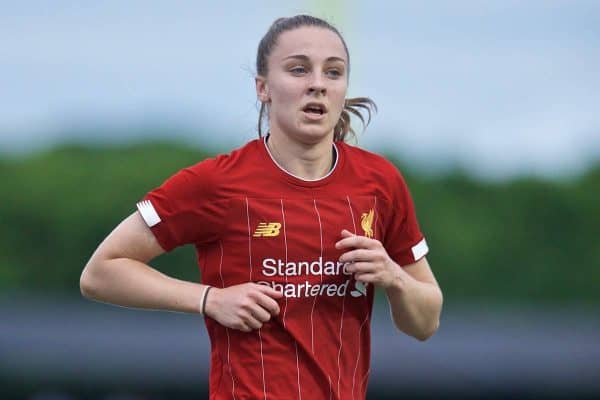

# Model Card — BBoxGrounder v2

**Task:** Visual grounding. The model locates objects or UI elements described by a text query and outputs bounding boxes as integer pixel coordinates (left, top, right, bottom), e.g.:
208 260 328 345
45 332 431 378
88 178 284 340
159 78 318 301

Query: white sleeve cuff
411 238 429 261
136 200 162 227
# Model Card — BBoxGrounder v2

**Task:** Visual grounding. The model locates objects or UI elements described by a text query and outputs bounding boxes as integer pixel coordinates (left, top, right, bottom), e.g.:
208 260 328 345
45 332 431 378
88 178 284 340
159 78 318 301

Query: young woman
80 15 443 400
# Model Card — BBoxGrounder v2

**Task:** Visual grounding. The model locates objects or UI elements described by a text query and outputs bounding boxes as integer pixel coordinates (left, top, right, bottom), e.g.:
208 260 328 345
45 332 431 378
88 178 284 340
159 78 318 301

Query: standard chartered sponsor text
257 257 364 298
262 257 352 277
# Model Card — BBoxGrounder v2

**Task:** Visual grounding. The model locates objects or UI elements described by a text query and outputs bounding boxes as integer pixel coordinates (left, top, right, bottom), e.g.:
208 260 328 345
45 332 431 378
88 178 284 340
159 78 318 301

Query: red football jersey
136 137 428 400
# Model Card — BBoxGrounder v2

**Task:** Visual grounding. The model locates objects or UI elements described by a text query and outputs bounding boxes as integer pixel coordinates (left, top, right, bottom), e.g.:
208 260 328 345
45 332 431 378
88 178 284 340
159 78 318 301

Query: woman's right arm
80 211 283 329
80 211 206 314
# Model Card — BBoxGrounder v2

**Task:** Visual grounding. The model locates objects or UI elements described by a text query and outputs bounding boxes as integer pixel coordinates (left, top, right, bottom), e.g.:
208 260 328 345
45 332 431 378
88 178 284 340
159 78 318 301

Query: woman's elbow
80 261 102 299
393 317 440 341
416 290 443 341
415 319 440 342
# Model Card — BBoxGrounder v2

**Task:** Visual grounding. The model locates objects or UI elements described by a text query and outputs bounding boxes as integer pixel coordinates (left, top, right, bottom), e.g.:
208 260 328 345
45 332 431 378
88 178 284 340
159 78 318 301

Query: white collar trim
263 136 339 182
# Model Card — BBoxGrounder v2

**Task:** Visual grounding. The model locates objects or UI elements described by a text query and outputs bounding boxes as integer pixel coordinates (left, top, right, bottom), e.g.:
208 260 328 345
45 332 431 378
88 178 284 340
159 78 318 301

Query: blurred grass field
2 138 599 400
1 140 598 305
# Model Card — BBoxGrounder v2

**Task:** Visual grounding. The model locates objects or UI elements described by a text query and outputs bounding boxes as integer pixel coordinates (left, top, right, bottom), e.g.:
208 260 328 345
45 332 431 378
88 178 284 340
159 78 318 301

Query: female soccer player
80 15 443 400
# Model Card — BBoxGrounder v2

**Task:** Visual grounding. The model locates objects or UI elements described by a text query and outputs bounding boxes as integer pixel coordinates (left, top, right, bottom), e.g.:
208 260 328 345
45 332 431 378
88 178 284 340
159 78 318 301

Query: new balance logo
253 222 282 237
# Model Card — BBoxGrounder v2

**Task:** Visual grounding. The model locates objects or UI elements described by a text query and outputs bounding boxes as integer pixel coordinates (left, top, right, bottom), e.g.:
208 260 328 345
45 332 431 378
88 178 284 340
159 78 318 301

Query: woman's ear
255 76 270 102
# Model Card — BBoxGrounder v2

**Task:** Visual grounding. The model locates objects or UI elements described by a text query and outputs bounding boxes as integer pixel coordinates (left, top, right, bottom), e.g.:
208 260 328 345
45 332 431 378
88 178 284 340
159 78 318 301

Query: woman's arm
80 211 206 313
336 229 443 341
383 257 443 341
80 211 283 330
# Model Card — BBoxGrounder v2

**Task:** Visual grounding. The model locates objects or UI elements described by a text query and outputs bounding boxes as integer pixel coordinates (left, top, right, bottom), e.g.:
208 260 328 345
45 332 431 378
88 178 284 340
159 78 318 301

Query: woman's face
257 26 348 144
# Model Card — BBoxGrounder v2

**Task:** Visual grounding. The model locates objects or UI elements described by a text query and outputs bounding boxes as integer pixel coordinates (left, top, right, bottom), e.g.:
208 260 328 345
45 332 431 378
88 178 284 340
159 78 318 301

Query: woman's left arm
336 229 443 341
383 257 443 341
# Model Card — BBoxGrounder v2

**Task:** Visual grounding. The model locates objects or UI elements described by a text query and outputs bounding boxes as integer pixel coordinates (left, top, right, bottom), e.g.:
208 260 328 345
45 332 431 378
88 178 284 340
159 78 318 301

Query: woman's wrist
201 286 222 319
199 285 212 315
384 265 410 293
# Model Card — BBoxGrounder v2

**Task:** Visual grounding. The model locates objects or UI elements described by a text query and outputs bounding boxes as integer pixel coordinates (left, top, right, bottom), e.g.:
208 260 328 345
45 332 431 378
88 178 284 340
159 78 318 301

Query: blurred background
1 1 599 399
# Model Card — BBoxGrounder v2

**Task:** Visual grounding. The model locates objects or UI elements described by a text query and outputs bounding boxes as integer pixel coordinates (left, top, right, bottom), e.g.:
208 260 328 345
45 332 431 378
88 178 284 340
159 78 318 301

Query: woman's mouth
302 103 327 120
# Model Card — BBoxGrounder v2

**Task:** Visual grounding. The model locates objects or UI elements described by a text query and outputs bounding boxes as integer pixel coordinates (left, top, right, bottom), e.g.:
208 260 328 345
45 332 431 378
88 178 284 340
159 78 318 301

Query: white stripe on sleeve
411 238 429 261
136 200 161 227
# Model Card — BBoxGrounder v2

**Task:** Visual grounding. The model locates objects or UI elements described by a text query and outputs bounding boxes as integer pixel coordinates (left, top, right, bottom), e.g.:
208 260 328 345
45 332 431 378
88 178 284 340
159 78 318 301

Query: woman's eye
327 69 342 78
290 66 307 74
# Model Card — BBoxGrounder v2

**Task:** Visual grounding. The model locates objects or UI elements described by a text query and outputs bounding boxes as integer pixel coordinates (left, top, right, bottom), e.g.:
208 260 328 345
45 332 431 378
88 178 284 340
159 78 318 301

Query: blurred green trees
1 141 598 304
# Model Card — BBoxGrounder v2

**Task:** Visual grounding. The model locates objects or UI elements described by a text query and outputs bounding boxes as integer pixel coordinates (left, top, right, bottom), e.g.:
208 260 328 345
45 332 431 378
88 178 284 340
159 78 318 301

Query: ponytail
333 97 377 142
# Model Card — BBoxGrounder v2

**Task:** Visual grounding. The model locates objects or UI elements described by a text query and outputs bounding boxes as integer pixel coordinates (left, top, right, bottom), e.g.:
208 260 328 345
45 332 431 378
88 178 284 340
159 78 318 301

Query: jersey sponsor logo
253 222 282 237
257 257 368 298
350 281 368 297
261 257 351 277
361 209 374 238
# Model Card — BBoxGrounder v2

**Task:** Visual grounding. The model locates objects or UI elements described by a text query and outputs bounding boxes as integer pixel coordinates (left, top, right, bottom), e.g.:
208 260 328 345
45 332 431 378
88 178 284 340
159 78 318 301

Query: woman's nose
308 84 326 96
308 71 327 95
307 72 326 95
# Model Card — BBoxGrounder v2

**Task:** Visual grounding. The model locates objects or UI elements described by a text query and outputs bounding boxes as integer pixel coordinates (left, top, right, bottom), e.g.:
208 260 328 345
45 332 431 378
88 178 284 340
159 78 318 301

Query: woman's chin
272 121 335 144
295 122 335 140
295 128 334 144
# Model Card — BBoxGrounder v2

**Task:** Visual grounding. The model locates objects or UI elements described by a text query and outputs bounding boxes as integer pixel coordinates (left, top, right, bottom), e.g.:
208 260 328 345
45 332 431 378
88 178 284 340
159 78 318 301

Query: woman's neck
266 131 335 181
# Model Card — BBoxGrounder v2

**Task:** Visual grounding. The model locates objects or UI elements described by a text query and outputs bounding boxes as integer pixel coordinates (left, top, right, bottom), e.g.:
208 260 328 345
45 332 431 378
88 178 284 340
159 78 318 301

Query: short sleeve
136 158 226 252
382 167 429 267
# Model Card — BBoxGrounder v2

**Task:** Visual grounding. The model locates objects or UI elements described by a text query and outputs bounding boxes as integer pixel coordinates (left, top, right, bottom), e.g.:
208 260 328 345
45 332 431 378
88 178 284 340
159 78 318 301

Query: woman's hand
204 283 283 332
336 229 403 290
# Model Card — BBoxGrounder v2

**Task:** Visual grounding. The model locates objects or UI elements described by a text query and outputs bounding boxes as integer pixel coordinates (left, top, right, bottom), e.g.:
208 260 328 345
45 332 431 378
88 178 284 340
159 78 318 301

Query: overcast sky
1 0 599 179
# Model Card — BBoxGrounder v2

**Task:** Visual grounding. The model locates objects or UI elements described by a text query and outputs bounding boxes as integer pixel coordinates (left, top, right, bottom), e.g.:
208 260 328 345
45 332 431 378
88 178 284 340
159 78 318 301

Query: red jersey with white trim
137 137 428 400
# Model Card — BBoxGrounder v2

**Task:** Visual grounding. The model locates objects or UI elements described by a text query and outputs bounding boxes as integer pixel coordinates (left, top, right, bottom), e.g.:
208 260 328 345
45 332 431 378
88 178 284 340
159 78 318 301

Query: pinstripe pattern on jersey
280 199 302 399
295 340 302 400
245 197 267 400
338 195 360 398
245 198 253 282
346 195 358 234
258 329 267 400
351 196 378 399
336 276 347 396
218 241 237 400
352 316 370 400
142 138 425 399
310 199 324 354
280 199 289 328
373 196 378 239
336 195 359 397
361 368 371 395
